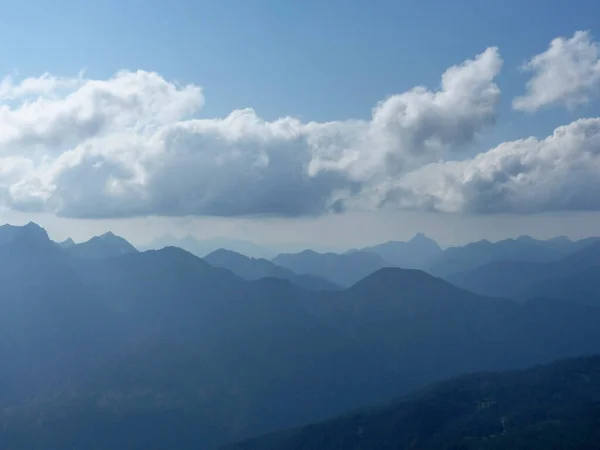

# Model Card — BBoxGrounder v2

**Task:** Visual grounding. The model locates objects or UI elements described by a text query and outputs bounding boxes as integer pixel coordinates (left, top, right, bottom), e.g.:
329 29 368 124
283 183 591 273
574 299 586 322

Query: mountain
447 260 549 299
521 266 600 306
225 354 600 450
0 222 51 247
448 240 600 303
57 237 75 248
356 233 442 269
4 223 600 448
559 239 600 266
516 242 600 305
204 249 340 291
428 235 597 278
65 232 139 259
0 223 112 407
141 234 276 259
272 249 392 287
0 234 377 449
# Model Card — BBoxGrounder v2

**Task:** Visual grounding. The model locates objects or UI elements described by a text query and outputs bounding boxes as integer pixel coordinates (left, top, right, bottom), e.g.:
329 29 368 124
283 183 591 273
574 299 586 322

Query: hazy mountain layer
226 354 600 450
3 224 600 448
204 248 340 291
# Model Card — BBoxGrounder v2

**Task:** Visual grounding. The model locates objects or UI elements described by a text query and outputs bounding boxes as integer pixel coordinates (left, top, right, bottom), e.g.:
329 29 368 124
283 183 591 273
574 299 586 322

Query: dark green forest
227 355 600 450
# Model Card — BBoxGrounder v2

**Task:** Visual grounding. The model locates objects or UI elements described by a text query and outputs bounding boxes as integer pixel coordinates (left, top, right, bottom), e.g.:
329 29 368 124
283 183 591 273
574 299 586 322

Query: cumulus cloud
0 48 503 218
0 72 84 100
513 31 600 112
4 40 600 218
385 118 600 213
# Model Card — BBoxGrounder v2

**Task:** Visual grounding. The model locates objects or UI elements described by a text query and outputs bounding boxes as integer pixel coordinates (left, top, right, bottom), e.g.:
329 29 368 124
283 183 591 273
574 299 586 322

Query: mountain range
140 234 277 259
272 249 392 287
139 232 600 289
428 235 599 278
351 233 443 269
64 232 139 259
204 248 340 291
3 223 600 448
448 239 600 304
226 354 600 450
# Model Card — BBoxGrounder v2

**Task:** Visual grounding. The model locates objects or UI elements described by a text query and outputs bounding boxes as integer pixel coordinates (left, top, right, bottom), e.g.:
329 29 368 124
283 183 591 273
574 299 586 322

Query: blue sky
1 0 600 247
2 0 597 123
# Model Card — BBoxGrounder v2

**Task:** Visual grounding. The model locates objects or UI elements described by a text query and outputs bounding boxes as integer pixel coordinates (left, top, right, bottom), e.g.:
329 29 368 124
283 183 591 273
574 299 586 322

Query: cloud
4 41 600 218
0 48 502 218
513 31 600 112
384 118 600 213
0 72 84 100
0 70 203 155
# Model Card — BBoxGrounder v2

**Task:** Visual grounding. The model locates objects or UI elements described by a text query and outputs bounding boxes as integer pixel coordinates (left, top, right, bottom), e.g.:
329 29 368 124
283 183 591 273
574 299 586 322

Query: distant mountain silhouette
204 249 340 291
0 222 51 247
516 240 600 305
355 233 442 269
448 260 549 299
4 223 600 449
273 249 392 287
520 266 600 306
559 239 600 266
0 223 111 407
57 237 75 248
225 354 600 450
65 232 138 259
141 234 276 259
429 235 598 278
448 239 600 303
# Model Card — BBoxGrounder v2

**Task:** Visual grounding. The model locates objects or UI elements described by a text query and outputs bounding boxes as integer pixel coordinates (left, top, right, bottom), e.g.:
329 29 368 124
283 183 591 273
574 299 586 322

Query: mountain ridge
65 232 139 259
355 233 442 269
204 248 340 291
273 249 393 287
4 223 600 448
224 354 600 450
448 238 600 302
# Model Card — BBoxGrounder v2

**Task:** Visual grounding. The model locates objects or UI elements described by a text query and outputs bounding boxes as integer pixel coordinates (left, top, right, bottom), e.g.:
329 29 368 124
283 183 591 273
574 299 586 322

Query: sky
1 0 600 248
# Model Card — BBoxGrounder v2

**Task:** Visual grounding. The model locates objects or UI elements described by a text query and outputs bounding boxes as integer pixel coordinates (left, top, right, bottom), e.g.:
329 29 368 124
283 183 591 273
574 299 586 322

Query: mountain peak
87 232 134 248
273 249 389 287
205 248 251 263
181 234 199 246
296 249 320 257
409 232 441 247
0 222 54 254
66 232 138 259
515 235 535 242
357 234 442 269
22 222 49 238
352 267 436 290
1 222 49 240
58 237 76 248
346 267 482 314
549 235 573 243
15 221 47 236
23 221 43 230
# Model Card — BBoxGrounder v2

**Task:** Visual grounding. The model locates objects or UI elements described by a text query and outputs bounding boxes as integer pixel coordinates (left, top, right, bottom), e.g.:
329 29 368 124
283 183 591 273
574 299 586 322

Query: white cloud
513 30 600 112
0 48 503 218
3 42 600 219
0 72 84 100
0 70 203 156
385 118 600 213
